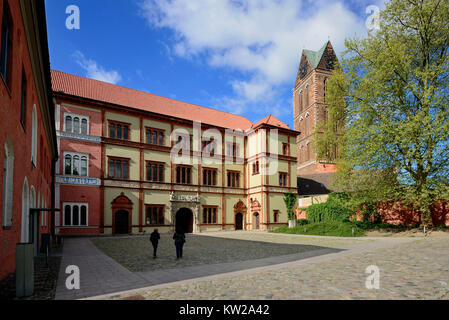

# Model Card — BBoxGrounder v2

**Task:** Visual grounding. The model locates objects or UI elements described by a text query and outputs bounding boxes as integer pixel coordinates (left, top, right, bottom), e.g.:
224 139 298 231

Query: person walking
173 231 186 259
150 229 160 258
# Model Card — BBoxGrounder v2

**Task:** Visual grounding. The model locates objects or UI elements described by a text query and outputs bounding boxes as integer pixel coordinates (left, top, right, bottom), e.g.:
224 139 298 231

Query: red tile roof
51 70 255 130
252 115 290 129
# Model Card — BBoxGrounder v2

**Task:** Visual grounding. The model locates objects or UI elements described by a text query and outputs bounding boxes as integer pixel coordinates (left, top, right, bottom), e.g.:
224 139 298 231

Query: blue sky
45 0 384 129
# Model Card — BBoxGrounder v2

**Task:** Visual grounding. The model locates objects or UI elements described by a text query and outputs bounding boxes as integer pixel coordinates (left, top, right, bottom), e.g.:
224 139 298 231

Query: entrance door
176 208 193 233
115 210 129 234
253 213 260 230
235 213 243 230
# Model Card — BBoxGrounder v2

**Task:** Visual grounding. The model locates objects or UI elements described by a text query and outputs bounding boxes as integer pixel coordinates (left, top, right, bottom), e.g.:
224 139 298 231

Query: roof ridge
51 69 252 123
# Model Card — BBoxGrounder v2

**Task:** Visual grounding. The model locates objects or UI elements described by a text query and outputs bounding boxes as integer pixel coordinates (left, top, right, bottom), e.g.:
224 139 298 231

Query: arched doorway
115 210 129 234
235 213 243 230
112 193 133 234
176 208 193 234
253 213 260 230
234 200 247 231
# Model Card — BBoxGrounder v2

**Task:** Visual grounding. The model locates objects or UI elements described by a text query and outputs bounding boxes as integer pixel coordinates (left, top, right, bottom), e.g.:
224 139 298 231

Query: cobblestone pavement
90 235 449 300
91 232 361 272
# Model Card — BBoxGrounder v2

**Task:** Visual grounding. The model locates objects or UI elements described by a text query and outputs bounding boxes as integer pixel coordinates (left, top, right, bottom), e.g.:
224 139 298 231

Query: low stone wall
376 202 449 226
296 200 449 226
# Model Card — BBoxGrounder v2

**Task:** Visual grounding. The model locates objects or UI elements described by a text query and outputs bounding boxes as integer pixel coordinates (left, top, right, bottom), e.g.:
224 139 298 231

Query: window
176 165 192 184
203 206 217 224
31 105 37 166
109 121 130 140
81 119 88 135
299 91 303 112
279 172 288 187
202 139 216 156
273 210 279 223
65 116 72 132
226 143 240 158
323 78 327 101
303 85 309 108
146 128 164 146
146 161 164 182
146 205 165 225
175 134 191 151
64 114 89 135
227 171 240 188
202 168 217 186
63 203 88 226
282 143 289 156
64 152 88 176
20 71 26 126
108 157 129 179
252 161 260 175
0 4 12 86
2 140 13 228
306 143 311 161
73 117 80 133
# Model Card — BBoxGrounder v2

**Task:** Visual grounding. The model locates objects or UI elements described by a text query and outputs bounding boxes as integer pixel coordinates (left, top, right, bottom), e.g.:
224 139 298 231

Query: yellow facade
102 110 298 235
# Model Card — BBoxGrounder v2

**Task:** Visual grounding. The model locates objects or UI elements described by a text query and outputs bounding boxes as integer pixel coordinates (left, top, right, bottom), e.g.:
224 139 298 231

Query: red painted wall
0 0 53 280
58 185 101 235
56 103 103 235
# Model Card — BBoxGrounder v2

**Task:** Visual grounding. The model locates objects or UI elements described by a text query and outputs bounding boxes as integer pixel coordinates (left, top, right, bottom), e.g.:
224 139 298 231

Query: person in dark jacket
149 229 160 258
173 231 186 259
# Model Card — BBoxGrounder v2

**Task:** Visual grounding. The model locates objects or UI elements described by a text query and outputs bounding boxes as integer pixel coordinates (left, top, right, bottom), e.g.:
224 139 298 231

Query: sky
45 0 385 129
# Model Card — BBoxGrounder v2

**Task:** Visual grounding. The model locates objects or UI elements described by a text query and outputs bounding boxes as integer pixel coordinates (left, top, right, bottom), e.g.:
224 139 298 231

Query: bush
306 197 351 223
296 219 309 226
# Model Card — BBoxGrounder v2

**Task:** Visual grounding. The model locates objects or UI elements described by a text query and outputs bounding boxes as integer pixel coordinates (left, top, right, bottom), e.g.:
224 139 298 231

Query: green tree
283 192 297 221
318 0 449 227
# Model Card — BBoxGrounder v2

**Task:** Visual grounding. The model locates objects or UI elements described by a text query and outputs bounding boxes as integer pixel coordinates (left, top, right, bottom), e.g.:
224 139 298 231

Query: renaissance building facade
52 70 299 235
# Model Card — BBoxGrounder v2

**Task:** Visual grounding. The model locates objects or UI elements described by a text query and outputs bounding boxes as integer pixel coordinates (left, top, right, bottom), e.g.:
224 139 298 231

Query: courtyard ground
54 231 449 300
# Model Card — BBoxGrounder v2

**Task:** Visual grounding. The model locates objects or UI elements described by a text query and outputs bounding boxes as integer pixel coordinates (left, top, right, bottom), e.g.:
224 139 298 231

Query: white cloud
140 0 367 113
73 51 122 84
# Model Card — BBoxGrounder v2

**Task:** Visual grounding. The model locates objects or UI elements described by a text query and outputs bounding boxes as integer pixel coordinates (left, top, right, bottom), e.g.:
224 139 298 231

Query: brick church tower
293 41 338 195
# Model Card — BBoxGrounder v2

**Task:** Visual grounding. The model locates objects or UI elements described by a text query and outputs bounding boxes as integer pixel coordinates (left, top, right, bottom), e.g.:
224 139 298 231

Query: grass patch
350 221 419 231
270 221 366 237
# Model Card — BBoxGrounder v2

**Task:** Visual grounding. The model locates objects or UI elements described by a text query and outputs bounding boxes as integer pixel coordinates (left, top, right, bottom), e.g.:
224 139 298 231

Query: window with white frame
64 152 89 176
63 203 88 226
64 113 89 135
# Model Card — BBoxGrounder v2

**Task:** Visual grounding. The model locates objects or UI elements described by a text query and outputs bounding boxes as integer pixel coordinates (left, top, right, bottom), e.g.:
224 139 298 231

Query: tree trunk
420 207 434 228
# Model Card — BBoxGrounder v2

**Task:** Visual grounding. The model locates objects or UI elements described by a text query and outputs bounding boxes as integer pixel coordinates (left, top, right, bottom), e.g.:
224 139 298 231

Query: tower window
20 71 26 126
0 4 12 87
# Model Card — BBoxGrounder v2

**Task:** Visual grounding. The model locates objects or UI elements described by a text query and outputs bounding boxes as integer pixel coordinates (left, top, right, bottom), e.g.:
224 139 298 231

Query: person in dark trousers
173 231 186 259
149 229 160 258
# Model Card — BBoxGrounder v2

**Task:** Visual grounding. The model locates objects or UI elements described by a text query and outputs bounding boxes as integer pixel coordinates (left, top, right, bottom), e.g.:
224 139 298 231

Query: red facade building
0 0 57 281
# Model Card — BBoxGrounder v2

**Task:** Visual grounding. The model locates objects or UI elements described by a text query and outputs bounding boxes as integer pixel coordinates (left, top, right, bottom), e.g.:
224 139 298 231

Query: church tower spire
293 41 338 195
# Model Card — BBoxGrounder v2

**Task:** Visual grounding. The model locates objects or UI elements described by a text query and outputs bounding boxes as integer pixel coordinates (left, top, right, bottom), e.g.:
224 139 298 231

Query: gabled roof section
252 115 290 129
51 70 254 130
294 41 337 88
304 42 328 69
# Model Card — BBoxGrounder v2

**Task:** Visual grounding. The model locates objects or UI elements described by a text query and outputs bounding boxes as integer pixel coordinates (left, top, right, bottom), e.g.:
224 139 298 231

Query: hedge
306 194 351 223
